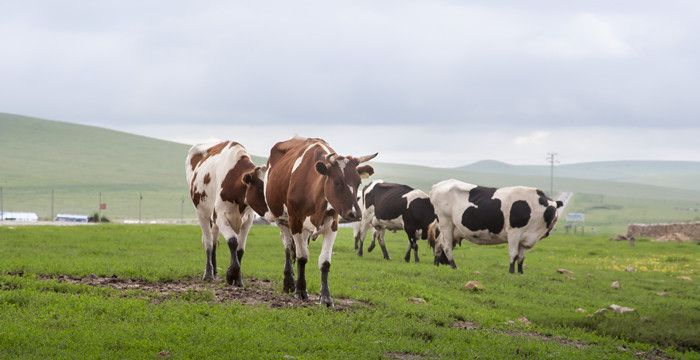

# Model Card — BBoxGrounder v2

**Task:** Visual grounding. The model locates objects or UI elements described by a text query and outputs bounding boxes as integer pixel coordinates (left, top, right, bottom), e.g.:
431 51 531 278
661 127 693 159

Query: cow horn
326 153 337 162
356 153 378 163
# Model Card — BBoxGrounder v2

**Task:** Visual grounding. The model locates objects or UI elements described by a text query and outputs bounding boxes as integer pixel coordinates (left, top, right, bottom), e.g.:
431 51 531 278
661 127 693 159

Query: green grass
1 225 699 359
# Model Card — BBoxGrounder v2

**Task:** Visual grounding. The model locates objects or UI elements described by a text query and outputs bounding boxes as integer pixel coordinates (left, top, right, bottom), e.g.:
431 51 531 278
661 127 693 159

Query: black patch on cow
536 190 549 207
364 182 411 221
556 200 563 208
461 186 504 234
509 200 531 228
406 198 437 238
543 205 556 228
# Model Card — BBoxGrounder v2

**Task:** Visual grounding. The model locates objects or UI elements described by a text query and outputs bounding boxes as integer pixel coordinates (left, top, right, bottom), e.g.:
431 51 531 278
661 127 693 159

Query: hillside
1 113 699 230
458 160 700 191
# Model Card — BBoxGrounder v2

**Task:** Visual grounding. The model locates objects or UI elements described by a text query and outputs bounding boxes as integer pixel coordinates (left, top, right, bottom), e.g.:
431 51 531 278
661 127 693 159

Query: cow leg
197 215 216 281
217 216 243 287
291 218 310 300
318 228 337 307
278 224 296 293
435 222 457 269
211 223 220 277
412 239 420 263
366 229 376 253
508 241 519 274
226 214 253 286
517 244 526 274
377 229 390 260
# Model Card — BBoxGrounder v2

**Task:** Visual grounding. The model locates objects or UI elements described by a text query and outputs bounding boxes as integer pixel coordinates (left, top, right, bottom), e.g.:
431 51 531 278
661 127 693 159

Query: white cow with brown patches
186 140 267 285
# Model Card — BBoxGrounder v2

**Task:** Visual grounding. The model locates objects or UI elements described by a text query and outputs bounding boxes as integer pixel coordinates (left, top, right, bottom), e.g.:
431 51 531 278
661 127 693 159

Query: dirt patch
384 352 426 360
36 274 366 310
498 329 587 349
452 321 480 330
633 348 672 360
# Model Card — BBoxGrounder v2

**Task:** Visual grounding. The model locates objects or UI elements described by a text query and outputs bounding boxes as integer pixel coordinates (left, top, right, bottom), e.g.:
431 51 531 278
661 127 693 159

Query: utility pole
51 189 55 221
98 192 102 221
138 192 143 224
0 187 4 220
546 152 559 196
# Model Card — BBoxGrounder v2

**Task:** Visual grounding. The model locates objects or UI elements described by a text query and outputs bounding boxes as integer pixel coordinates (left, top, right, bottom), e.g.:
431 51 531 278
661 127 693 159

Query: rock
557 268 573 275
409 297 426 304
473 271 481 275
592 308 608 316
506 320 516 325
517 316 531 325
656 233 691 242
464 280 484 291
575 308 586 313
609 304 635 314
611 281 621 289
656 291 668 297
677 276 692 281
625 265 635 272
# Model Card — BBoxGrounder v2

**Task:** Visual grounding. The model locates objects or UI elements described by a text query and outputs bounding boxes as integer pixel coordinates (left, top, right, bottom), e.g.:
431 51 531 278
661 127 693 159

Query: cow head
242 165 268 217
315 152 377 222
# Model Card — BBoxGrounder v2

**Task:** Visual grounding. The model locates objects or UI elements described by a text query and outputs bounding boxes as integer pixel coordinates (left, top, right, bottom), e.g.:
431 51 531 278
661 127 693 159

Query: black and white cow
429 179 563 273
353 180 437 262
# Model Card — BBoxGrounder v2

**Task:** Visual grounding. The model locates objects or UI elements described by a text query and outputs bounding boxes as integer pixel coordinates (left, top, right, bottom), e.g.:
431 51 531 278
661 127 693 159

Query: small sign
566 213 585 222
100 203 107 210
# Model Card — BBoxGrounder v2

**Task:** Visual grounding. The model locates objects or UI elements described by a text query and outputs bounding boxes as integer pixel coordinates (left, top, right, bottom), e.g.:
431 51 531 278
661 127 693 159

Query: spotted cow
186 141 267 285
264 136 376 306
353 180 437 262
429 179 563 273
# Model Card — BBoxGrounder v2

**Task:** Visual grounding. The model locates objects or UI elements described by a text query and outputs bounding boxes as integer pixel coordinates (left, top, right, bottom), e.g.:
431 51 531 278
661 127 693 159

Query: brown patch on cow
206 141 230 156
228 141 241 149
189 153 204 171
192 190 206 207
35 274 366 310
220 155 255 213
203 173 211 185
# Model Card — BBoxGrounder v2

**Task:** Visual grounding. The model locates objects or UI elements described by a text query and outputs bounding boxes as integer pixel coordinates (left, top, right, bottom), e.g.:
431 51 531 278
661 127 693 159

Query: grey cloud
0 1 699 129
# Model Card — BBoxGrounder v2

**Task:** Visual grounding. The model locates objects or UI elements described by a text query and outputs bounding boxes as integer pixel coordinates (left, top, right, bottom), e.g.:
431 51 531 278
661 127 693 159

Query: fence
0 186 197 223
627 222 700 241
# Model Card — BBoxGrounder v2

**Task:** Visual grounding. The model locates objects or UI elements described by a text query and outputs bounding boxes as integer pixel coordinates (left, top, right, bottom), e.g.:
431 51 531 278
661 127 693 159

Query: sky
1 1 698 166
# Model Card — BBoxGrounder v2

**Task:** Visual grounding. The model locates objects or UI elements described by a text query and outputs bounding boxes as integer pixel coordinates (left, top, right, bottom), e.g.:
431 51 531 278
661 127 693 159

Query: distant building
0 212 39 222
54 214 89 223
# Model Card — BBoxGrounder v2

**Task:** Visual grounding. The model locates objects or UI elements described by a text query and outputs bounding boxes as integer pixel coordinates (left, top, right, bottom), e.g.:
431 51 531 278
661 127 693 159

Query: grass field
1 225 698 359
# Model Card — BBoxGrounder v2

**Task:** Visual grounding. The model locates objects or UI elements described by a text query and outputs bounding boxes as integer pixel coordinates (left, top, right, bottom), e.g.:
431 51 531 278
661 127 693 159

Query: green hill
457 160 700 191
1 112 699 231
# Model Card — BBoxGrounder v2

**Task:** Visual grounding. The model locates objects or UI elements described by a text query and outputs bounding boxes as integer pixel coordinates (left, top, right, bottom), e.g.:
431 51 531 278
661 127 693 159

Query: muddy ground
33 273 365 310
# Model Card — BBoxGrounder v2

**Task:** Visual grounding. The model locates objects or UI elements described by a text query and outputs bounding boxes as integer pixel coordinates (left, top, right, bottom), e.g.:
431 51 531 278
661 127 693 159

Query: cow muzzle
341 209 360 222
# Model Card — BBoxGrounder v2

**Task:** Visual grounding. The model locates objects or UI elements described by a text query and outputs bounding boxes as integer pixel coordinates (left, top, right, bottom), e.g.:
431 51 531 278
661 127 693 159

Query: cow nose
345 210 359 221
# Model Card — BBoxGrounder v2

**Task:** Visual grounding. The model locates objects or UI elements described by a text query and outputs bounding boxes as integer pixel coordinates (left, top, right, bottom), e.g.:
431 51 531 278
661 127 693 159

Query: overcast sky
1 1 698 166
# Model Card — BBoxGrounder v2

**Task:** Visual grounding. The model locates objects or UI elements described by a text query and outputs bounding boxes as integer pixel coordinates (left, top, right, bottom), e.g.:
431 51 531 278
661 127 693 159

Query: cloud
514 131 550 146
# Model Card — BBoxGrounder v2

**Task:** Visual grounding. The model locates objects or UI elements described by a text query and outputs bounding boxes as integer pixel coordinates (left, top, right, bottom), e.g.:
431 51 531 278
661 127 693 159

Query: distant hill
1 112 699 230
457 160 700 191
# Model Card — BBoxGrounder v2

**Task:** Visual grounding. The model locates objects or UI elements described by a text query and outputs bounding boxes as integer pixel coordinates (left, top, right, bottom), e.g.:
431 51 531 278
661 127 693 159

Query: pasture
1 225 698 359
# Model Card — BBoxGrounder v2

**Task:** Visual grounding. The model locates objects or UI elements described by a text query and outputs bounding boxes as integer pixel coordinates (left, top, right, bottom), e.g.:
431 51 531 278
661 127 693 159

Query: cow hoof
319 295 334 307
384 256 391 260
283 279 295 293
357 251 363 257
233 279 244 287
295 289 309 300
449 260 458 270
203 274 215 282
404 256 410 263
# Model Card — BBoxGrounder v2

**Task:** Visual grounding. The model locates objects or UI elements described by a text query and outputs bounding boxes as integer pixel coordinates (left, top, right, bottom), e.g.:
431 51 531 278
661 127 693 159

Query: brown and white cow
186 141 267 285
264 136 376 306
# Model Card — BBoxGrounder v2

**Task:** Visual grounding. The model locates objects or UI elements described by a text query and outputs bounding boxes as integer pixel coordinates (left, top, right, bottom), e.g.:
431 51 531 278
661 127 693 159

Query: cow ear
242 171 254 185
556 200 564 208
357 165 374 179
315 161 330 176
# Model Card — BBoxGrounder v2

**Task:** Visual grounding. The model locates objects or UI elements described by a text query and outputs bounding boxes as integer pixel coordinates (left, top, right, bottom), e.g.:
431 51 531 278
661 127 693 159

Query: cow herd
186 136 563 307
